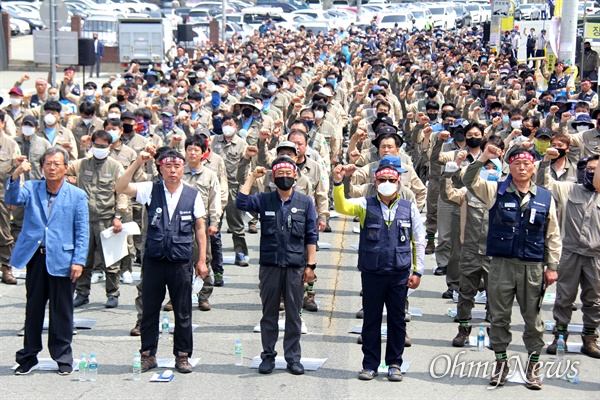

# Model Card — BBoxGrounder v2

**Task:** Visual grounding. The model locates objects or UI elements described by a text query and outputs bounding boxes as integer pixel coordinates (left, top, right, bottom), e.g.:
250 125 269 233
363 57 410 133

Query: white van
426 4 456 30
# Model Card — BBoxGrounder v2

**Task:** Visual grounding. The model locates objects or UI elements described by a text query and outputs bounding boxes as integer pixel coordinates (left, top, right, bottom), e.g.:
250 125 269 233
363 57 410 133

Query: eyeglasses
92 143 110 149
376 178 398 184
43 162 66 169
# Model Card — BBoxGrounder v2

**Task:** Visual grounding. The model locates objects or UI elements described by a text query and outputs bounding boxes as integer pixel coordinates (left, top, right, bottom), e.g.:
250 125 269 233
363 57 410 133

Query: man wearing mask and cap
567 109 600 159
333 155 425 382
0 110 21 284
65 82 106 117
3 87 29 137
143 71 159 93
38 101 78 161
150 80 177 114
237 156 318 376
68 102 104 158
120 111 150 156
534 133 578 186
66 130 128 309
539 150 600 359
59 66 80 101
463 145 561 390
158 106 185 153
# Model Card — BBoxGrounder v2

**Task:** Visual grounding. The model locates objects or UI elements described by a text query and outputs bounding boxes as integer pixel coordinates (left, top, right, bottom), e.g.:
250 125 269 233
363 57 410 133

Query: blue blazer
96 39 104 57
4 177 89 277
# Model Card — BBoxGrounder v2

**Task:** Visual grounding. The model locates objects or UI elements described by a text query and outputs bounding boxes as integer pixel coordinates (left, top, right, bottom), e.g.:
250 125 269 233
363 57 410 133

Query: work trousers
425 178 440 237
457 250 491 321
0 200 14 265
223 188 248 255
445 204 462 291
435 198 453 268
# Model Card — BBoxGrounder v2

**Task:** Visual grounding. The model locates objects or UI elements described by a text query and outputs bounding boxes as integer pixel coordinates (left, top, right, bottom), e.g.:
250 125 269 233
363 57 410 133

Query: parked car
10 18 32 35
409 7 432 30
453 5 472 28
1 3 44 30
465 3 486 24
426 4 456 30
519 4 540 20
379 12 415 31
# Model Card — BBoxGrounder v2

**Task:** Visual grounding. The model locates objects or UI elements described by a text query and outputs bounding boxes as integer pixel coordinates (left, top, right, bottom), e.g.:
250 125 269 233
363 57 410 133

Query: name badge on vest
265 211 275 216
504 202 517 208
84 170 93 176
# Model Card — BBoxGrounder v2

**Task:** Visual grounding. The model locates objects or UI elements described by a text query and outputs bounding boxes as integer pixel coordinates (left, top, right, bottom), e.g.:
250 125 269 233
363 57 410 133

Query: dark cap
161 106 176 117
23 115 38 126
534 127 553 138
121 111 136 120
8 87 23 96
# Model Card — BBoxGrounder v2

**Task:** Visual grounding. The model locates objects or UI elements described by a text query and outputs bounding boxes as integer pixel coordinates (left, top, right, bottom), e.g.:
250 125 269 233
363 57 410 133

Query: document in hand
100 222 141 265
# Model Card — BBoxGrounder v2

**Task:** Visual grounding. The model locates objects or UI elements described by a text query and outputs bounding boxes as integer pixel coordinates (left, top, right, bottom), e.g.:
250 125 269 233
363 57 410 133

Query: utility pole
557 0 577 65
50 0 57 86
222 0 227 44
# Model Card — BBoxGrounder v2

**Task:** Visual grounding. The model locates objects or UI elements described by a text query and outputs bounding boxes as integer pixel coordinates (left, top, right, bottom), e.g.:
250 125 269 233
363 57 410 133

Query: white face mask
197 71 206 79
84 89 95 97
22 125 36 136
377 181 398 197
92 146 110 159
282 81 290 90
178 110 188 118
10 98 21 106
480 169 501 182
267 84 277 93
576 125 589 132
222 125 236 137
159 86 170 95
176 86 186 94
227 68 235 76
107 112 120 120
237 81 245 88
178 71 184 78
510 120 522 130
82 117 93 125
44 113 57 126
314 110 324 120
265 66 272 72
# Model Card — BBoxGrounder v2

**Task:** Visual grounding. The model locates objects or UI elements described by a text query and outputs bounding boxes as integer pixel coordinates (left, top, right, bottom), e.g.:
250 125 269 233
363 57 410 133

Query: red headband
375 168 399 179
272 162 297 173
509 152 535 164
159 157 184 166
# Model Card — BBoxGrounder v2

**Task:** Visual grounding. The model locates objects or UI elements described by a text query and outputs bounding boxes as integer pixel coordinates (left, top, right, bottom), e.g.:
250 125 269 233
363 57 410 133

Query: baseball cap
277 141 298 155
23 115 38 126
375 155 407 174
161 106 176 117
534 127 553 138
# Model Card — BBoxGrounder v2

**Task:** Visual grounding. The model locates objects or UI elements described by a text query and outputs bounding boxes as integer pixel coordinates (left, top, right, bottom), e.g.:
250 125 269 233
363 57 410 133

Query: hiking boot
425 240 435 255
130 320 141 336
452 325 472 347
214 273 224 287
581 333 600 359
163 300 173 312
489 358 509 387
525 361 542 390
140 351 158 372
405 333 412 347
303 291 318 312
248 223 258 234
1 265 17 284
546 329 568 355
175 352 193 373
198 299 212 311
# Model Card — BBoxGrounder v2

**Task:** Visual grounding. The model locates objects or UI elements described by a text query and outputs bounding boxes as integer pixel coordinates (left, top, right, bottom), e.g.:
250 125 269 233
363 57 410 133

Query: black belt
39 247 46 254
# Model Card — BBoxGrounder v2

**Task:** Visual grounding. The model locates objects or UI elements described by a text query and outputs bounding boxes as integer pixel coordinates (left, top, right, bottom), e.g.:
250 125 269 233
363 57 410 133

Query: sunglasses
376 178 398 184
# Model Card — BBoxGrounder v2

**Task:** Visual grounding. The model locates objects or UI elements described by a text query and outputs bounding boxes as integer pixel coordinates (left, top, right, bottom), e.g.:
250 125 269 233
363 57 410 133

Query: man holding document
116 148 207 374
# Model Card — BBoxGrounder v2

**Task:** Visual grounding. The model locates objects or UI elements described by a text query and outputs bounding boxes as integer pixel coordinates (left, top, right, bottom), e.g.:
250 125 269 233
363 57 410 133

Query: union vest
547 74 567 91
358 196 412 277
578 90 596 102
487 180 552 262
258 191 312 268
145 182 198 262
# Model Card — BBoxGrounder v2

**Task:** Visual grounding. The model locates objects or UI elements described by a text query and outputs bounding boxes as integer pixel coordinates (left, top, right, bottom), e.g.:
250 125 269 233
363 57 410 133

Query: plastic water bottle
556 334 565 361
477 327 485 352
132 353 142 381
88 354 98 382
234 339 243 366
78 353 88 382
446 308 457 318
162 315 169 340
565 371 579 383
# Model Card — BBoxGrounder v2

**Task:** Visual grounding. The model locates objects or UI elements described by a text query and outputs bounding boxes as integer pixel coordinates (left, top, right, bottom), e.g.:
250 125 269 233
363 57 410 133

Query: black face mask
452 129 465 142
123 123 134 134
274 176 295 191
521 127 532 137
583 171 596 192
427 112 438 120
525 92 536 100
146 78 156 86
551 148 567 163
189 78 197 86
241 108 253 118
427 90 437 98
213 116 223 135
466 137 482 149
117 94 126 102
376 112 388 119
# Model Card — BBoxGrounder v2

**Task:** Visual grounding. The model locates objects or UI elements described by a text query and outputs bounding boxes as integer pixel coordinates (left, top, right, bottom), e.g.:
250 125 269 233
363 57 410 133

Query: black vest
579 90 596 102
258 191 312 268
145 182 198 262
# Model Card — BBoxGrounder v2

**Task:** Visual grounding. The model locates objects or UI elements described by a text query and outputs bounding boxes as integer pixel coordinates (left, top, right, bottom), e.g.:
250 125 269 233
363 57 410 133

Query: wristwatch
114 215 123 221
306 263 316 270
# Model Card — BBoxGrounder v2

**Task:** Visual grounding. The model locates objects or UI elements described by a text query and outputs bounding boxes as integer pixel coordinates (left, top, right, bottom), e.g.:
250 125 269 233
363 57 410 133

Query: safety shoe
387 364 403 382
14 360 38 375
441 289 453 299
303 291 318 312
163 300 173 312
452 325 471 347
235 253 249 267
73 294 89 308
546 329 568 354
121 270 134 284
248 223 258 234
1 265 17 284
425 240 435 255
130 320 141 336
489 359 509 387
57 364 73 375
214 273 224 287
358 369 378 380
581 333 600 358
198 299 212 311
140 351 158 372
525 361 542 390
405 333 412 347
175 352 193 373
287 362 304 375
258 356 275 374
356 308 364 319
434 267 447 276
105 295 119 308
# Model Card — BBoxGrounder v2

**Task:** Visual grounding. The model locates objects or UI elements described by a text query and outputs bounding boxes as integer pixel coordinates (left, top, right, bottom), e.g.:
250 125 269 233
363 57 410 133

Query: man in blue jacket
6 146 89 376
91 33 104 78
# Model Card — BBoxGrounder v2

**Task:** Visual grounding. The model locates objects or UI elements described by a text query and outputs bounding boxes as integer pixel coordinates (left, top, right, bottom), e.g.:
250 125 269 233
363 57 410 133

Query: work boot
175 352 193 373
581 333 600 359
198 299 212 311
163 300 173 312
452 325 471 347
425 239 435 255
405 333 412 347
525 360 542 390
1 265 17 284
303 291 318 312
130 320 141 336
140 351 157 372
248 223 258 234
546 329 568 354
489 359 509 386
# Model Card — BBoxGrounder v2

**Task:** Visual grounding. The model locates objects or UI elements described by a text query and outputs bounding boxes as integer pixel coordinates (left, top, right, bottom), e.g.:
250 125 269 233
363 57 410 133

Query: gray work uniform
0 135 20 266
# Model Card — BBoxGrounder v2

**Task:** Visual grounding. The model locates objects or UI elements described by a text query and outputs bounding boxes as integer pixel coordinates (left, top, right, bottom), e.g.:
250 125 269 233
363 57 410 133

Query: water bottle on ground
88 354 98 382
235 339 243 366
78 353 88 381
477 327 485 352
565 371 579 383
556 334 565 361
132 353 142 381
162 315 169 340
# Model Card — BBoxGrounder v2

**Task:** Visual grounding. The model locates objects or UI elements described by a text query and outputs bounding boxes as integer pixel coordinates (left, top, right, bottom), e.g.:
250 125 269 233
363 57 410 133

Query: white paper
12 358 79 371
378 360 411 373
352 226 360 233
329 211 340 219
156 358 199 368
317 242 331 249
150 372 174 382
544 321 585 333
100 222 141 266
542 293 556 304
248 356 327 371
